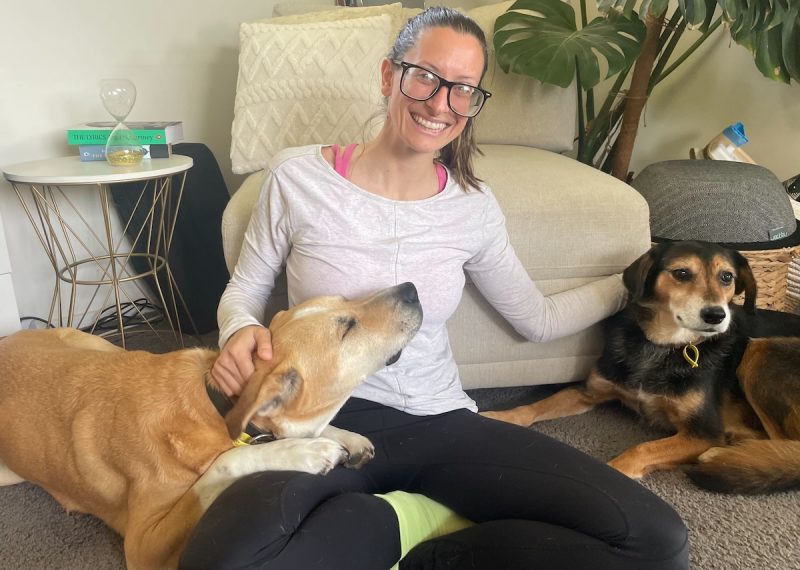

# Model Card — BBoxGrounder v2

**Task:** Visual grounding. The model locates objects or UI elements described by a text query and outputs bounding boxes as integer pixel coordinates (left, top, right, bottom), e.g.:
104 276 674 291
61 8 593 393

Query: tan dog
0 282 422 569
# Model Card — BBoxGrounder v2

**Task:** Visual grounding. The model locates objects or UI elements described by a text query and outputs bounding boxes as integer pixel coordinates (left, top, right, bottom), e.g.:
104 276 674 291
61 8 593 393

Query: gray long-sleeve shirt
218 145 626 415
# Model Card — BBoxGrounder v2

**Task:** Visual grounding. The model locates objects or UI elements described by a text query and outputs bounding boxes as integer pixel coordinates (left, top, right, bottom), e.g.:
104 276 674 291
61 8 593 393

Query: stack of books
66 121 184 161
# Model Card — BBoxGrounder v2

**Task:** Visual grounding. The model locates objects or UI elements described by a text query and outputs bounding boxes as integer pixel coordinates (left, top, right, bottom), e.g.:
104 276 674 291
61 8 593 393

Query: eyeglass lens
400 66 483 117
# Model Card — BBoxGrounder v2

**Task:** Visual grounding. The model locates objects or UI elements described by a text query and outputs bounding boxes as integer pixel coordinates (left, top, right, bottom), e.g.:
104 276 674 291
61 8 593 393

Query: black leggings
180 398 688 570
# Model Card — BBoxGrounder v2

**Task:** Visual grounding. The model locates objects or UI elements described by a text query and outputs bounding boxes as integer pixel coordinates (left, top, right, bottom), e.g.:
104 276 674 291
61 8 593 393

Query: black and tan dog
484 241 800 494
0 282 422 570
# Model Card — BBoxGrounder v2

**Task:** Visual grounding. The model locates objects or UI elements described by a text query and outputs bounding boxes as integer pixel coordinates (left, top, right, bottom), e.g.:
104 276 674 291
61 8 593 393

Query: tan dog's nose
397 282 419 305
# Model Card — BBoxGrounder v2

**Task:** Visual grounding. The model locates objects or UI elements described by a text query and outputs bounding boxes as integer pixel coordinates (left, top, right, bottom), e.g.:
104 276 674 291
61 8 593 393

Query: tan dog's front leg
608 432 715 479
124 438 351 570
193 438 349 510
320 425 375 468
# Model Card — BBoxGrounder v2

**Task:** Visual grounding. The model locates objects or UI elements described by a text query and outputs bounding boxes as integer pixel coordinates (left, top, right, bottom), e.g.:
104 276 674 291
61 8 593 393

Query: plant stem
655 5 681 53
579 68 629 165
576 59 586 160
650 12 686 91
656 18 722 84
611 11 665 181
579 0 595 121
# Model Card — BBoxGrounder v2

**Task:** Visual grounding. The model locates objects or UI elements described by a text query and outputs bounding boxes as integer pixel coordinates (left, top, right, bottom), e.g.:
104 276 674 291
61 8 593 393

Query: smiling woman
185 6 688 570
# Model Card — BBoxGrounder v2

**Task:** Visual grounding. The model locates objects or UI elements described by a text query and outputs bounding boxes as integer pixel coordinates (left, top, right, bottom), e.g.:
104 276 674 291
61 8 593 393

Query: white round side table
3 155 194 348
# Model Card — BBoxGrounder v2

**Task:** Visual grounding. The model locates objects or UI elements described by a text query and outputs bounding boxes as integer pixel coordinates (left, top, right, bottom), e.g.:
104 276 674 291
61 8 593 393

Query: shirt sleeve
464 190 627 343
216 170 292 347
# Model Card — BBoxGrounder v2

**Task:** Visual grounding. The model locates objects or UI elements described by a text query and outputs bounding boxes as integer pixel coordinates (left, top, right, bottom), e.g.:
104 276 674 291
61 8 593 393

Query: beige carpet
1 351 798 569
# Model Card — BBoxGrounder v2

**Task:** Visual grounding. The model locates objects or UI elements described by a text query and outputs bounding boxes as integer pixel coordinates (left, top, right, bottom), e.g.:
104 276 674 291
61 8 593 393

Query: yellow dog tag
232 433 252 447
682 342 700 368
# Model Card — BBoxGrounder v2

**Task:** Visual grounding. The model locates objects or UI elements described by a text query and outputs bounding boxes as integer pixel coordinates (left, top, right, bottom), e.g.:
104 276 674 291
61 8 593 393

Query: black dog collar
205 377 275 445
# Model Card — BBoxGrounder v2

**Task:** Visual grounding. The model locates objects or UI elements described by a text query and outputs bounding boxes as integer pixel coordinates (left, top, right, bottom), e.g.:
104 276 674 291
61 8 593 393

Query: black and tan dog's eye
671 268 692 282
719 271 734 285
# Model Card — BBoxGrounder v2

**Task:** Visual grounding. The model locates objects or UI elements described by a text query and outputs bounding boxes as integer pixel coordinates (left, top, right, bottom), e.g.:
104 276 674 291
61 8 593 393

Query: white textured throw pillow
231 15 393 175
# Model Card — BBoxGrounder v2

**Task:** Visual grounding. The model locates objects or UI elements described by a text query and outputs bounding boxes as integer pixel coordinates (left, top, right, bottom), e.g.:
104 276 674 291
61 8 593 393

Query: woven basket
733 245 800 313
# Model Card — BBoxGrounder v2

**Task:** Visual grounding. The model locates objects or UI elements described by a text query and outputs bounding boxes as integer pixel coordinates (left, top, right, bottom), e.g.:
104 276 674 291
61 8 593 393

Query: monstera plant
494 0 800 181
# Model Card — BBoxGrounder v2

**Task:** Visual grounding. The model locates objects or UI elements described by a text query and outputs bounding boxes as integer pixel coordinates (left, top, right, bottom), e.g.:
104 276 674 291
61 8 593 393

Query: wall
2 0 799 324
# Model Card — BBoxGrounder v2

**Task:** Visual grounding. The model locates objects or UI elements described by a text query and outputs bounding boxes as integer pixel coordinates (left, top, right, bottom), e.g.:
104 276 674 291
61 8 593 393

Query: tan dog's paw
319 426 375 469
304 438 350 474
343 438 375 469
271 438 348 475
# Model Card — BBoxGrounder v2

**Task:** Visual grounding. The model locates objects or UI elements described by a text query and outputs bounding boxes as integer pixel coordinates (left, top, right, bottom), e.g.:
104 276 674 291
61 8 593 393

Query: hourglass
99 78 147 166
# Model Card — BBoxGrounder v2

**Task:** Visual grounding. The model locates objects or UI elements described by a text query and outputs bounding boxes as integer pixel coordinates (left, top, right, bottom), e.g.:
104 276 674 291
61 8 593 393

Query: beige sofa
220 1 651 390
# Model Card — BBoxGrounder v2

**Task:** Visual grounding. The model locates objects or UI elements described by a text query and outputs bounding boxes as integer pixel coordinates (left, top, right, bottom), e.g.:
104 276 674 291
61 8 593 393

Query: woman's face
381 26 485 156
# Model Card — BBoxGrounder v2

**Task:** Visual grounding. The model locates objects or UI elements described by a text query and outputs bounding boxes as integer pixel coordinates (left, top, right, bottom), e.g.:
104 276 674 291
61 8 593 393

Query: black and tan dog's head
224 282 423 440
622 241 757 343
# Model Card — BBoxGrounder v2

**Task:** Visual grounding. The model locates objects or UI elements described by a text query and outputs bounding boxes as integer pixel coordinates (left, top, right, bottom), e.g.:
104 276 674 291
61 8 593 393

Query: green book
66 121 184 145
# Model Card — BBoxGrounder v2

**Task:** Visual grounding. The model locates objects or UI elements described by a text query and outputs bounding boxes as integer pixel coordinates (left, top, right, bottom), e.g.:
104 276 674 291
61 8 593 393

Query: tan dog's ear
732 250 757 314
623 245 659 304
224 366 300 439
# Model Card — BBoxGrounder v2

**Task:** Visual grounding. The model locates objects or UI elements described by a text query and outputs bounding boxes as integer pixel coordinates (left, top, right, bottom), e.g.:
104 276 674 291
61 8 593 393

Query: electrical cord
91 298 164 332
19 298 165 333
18 316 55 329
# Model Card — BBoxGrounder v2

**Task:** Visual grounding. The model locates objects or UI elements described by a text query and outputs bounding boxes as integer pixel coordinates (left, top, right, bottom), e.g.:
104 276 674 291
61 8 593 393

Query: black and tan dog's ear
623 245 659 304
225 366 300 439
731 250 757 314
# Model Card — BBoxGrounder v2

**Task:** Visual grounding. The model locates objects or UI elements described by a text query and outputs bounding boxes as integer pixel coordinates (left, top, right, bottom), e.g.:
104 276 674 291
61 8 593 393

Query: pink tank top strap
332 143 358 178
331 144 447 193
435 163 447 193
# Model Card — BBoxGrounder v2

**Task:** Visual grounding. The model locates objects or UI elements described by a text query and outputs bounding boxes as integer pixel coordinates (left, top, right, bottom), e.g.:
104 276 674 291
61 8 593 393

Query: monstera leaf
493 0 646 89
721 0 800 84
598 0 800 84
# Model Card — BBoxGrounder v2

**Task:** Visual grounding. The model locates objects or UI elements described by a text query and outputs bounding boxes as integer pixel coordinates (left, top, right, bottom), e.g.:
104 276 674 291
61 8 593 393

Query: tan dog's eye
671 268 692 282
719 271 733 286
339 317 357 339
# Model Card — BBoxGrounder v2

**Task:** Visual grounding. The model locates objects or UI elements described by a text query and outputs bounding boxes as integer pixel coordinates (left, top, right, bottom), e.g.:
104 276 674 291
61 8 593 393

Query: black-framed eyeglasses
392 60 491 118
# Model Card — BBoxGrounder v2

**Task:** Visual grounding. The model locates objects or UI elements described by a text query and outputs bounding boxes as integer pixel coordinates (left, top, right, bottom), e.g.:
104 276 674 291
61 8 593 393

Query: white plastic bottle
703 122 757 164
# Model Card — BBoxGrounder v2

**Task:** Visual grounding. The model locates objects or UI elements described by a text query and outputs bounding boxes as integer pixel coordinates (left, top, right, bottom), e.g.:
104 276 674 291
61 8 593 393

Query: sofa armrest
221 170 266 275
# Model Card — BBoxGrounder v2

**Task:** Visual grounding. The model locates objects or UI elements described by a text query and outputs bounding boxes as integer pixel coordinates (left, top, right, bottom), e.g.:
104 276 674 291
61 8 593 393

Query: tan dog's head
623 241 756 343
224 282 423 439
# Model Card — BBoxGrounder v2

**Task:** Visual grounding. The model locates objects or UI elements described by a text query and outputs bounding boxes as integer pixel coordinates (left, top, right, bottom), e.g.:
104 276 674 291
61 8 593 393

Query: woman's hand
212 325 273 396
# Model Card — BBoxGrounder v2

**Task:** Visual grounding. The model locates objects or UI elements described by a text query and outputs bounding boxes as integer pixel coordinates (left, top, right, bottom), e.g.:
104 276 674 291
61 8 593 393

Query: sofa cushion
271 3 341 18
231 14 393 175
269 2 416 35
476 146 650 280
